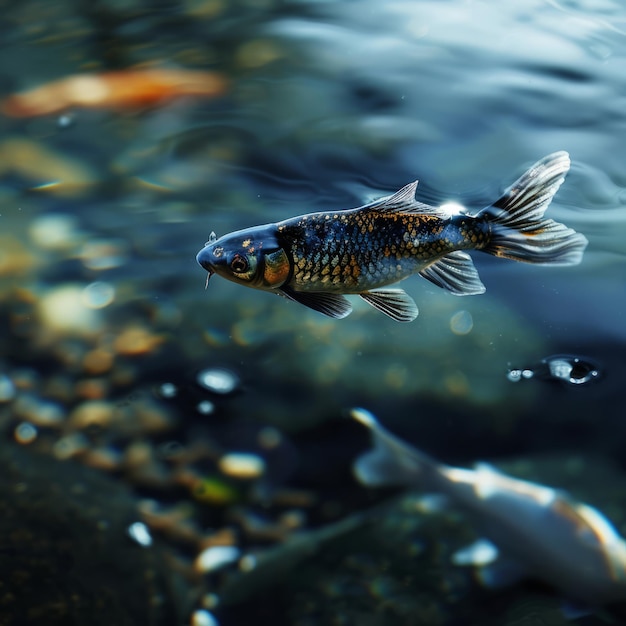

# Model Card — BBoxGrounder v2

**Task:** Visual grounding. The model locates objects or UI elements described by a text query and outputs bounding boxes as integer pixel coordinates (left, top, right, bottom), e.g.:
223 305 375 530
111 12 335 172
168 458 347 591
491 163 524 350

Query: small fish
351 408 626 606
507 354 601 386
196 152 588 322
1 69 227 118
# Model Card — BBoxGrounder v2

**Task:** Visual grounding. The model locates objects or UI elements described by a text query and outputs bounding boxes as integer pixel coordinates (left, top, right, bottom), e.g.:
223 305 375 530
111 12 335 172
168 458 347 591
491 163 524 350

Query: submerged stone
0 444 182 626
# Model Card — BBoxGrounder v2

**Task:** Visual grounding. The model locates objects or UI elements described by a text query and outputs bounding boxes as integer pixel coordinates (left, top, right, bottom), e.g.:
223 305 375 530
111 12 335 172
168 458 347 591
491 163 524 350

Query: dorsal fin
358 180 449 217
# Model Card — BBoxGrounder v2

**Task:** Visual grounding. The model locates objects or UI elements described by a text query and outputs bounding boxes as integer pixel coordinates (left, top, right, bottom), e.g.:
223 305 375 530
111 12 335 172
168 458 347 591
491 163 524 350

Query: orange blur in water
1 68 227 117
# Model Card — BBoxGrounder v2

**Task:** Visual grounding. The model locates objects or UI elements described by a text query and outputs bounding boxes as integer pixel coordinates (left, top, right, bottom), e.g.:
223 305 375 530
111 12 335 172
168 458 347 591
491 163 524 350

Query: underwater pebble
189 474 239 505
194 545 240 574
38 285 104 336
14 394 65 427
81 446 123 472
53 433 89 460
82 349 114 375
452 538 498 566
114 325 165 356
79 238 129 270
218 452 266 480
127 521 153 547
0 235 38 276
198 528 238 552
196 367 239 394
69 400 114 429
14 422 37 444
0 375 16 402
191 609 219 626
138 499 205 546
81 281 115 309
159 382 178 398
196 400 215 415
28 213 83 251
132 398 177 434
75 378 109 400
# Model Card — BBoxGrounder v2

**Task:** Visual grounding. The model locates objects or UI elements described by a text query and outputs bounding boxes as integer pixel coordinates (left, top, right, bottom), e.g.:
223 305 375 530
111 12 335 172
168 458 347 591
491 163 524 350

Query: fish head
196 225 290 290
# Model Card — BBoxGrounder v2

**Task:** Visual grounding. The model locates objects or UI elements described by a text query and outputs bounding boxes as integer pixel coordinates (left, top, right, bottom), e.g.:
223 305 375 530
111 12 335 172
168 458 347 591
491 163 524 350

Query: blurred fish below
351 409 626 609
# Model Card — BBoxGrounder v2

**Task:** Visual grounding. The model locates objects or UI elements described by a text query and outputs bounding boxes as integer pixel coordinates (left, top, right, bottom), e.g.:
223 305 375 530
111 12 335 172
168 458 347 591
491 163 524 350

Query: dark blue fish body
197 152 587 321
276 208 491 292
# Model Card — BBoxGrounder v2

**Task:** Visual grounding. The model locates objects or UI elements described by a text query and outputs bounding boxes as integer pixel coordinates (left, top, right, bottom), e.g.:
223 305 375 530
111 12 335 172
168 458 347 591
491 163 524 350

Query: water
0 0 625 624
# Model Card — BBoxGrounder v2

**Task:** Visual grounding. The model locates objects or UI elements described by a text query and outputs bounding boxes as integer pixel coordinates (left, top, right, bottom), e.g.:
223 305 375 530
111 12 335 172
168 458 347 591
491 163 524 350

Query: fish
350 408 626 607
1 68 227 118
196 152 588 322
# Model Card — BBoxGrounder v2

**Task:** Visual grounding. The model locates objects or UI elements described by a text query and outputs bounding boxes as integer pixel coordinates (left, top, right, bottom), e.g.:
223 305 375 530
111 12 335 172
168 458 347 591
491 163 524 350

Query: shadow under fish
350 408 626 613
197 152 587 321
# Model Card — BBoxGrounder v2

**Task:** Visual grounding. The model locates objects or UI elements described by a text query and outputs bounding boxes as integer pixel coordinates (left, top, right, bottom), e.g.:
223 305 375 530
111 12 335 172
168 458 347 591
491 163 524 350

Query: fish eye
230 253 249 274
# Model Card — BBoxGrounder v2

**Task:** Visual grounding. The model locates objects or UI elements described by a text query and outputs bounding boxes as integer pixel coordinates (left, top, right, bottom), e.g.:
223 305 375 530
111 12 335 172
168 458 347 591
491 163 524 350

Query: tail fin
482 151 588 265
351 408 443 490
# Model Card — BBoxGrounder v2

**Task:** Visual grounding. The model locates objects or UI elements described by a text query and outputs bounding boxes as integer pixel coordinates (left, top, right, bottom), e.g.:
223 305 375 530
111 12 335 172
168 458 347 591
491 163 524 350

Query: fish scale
197 152 587 322
277 211 491 293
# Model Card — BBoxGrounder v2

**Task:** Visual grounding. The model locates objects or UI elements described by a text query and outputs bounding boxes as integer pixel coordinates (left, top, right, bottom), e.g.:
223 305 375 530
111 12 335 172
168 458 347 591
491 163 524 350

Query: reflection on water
0 0 625 624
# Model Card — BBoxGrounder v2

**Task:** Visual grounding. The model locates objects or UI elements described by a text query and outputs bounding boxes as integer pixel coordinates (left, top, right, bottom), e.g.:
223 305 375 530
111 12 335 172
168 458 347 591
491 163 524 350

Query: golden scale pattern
278 210 490 293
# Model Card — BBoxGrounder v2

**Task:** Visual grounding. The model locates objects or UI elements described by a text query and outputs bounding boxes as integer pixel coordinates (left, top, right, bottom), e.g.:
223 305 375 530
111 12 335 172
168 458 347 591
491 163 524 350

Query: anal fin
419 251 486 296
279 287 352 319
359 289 418 322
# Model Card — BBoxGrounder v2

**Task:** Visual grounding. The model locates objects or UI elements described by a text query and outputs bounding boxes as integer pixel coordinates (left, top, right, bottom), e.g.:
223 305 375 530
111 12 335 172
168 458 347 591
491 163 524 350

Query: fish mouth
196 247 215 289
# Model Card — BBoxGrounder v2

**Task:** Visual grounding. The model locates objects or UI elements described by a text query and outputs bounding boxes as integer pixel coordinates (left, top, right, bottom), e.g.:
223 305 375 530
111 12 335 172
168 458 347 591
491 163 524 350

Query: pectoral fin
419 251 486 295
279 287 352 319
359 289 418 322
